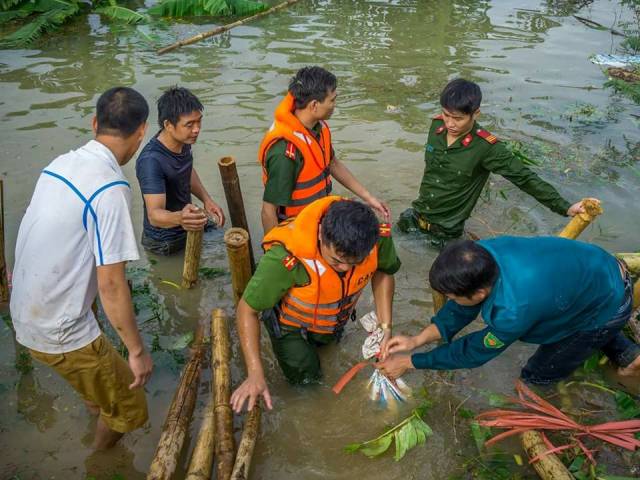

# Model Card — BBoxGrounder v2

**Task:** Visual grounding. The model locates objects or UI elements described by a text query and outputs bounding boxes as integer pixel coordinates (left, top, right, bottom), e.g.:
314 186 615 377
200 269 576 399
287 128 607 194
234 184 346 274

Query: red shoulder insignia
379 223 391 237
476 129 498 144
282 254 298 271
435 125 446 134
433 114 444 120
285 142 297 160
462 133 473 147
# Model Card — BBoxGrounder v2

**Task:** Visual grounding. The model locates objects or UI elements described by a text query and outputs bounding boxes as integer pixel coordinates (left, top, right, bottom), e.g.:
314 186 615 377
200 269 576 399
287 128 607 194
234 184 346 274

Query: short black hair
440 78 482 115
429 240 499 297
96 87 149 137
320 200 379 263
288 66 337 110
157 86 203 129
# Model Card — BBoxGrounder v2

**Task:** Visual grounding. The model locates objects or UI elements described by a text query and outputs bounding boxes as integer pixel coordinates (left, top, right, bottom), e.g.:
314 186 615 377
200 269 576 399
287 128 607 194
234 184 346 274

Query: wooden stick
520 431 574 480
147 323 207 480
616 253 640 275
230 404 261 480
212 308 235 480
0 179 9 303
157 0 302 55
218 156 255 271
224 228 253 305
557 199 603 240
182 229 204 288
573 15 624 36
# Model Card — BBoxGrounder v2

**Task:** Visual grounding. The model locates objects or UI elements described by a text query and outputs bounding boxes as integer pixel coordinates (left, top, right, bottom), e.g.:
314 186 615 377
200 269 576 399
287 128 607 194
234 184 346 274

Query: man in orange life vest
258 66 390 233
230 197 401 413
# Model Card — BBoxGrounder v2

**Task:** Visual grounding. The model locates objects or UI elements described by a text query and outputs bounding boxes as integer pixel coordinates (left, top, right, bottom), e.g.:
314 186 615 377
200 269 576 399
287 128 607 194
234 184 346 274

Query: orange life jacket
258 93 333 219
262 196 378 335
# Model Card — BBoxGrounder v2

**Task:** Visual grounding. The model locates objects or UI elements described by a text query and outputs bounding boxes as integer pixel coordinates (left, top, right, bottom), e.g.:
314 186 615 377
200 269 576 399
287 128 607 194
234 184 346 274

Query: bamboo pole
182 229 204 289
185 310 217 479
230 404 261 480
212 308 235 480
0 179 9 303
218 156 255 271
520 431 574 480
157 0 302 54
224 228 253 305
615 253 640 275
147 323 207 480
557 199 603 239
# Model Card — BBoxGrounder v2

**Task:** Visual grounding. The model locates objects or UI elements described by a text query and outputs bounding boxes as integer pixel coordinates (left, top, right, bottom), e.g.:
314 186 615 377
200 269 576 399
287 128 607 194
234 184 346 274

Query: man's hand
128 350 153 389
180 204 208 231
230 373 273 413
204 199 226 227
384 334 419 356
365 195 391 222
566 198 600 217
374 354 414 380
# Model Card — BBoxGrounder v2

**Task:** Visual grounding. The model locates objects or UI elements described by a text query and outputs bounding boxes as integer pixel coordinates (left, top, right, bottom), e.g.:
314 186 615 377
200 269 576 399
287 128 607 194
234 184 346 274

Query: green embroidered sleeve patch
483 332 505 349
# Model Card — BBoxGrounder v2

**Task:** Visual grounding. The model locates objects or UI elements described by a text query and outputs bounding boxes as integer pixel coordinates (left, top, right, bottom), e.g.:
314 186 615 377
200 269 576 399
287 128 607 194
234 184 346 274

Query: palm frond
148 0 208 17
225 0 265 15
203 0 231 15
0 8 29 23
0 0 26 12
149 0 266 18
95 4 148 24
1 2 79 45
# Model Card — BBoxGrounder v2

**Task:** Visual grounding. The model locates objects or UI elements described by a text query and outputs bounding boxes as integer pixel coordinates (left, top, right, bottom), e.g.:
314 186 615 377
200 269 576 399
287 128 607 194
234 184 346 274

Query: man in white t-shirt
10 86 153 450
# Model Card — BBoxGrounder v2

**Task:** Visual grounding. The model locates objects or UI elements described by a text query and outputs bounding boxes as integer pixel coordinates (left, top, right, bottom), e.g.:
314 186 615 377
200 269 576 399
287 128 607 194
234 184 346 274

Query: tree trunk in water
230 405 261 480
218 156 255 271
557 199 603 239
147 323 207 480
521 431 574 480
212 308 235 480
224 228 253 305
182 229 204 288
0 179 9 303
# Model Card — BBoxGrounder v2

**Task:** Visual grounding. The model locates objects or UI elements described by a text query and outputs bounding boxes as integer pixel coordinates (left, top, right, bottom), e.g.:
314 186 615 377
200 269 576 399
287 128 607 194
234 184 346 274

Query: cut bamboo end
230 405 262 480
557 199 603 240
520 430 574 480
616 253 640 275
182 229 204 289
224 228 253 305
218 156 235 168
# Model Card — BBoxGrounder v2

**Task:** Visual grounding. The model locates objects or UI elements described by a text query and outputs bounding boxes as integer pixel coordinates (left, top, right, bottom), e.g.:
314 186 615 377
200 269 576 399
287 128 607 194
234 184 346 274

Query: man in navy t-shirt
136 87 225 255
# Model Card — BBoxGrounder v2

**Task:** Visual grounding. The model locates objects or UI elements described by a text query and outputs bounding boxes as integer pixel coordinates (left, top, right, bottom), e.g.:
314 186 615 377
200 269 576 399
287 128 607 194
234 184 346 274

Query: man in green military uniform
398 79 594 247
230 197 401 413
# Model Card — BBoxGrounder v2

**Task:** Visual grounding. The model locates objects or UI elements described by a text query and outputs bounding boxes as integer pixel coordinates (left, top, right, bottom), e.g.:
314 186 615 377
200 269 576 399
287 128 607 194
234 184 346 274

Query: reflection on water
1 0 639 477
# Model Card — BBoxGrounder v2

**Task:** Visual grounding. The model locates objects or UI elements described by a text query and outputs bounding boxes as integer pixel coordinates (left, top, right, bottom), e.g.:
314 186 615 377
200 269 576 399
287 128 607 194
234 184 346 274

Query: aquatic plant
345 403 433 461
148 0 266 18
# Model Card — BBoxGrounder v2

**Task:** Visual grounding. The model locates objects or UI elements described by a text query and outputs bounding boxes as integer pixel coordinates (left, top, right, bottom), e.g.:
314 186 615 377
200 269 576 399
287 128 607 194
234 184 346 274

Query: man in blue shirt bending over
136 87 226 255
377 237 640 384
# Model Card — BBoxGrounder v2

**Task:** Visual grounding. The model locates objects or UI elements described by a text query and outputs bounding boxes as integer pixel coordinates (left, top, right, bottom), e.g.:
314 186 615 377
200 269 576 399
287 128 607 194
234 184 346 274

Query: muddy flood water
1 0 639 478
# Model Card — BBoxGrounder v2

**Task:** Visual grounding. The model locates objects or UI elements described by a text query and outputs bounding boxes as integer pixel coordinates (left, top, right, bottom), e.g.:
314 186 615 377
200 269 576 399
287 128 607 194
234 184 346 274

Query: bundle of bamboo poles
147 322 207 479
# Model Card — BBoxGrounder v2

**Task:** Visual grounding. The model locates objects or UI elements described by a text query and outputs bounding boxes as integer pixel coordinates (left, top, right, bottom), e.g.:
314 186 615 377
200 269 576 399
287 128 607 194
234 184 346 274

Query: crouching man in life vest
258 66 390 233
231 196 401 412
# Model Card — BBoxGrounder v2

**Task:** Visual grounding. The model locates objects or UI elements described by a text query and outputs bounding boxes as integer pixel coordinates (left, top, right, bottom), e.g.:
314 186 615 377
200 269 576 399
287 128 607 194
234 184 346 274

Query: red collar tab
433 114 444 120
379 223 391 237
476 129 498 144
435 125 446 134
282 254 298 271
285 142 297 160
462 134 473 147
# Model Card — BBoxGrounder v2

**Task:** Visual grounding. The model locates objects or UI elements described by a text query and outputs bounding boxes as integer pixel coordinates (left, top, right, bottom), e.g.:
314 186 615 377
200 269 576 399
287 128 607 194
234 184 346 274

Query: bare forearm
237 299 265 377
330 159 372 202
415 323 442 348
190 168 212 204
148 208 183 229
99 277 144 356
261 202 279 234
372 271 394 330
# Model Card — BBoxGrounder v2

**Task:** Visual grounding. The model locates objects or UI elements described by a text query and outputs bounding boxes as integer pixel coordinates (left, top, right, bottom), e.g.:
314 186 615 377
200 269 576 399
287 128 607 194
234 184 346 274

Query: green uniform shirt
262 122 334 206
411 119 571 236
243 236 401 312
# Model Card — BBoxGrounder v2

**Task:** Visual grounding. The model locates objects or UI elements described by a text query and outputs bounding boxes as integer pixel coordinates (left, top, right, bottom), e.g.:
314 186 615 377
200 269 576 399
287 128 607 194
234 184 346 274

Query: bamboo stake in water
219 156 255 271
182 229 204 288
0 179 9 303
147 323 207 480
230 404 262 480
224 228 253 305
212 308 235 480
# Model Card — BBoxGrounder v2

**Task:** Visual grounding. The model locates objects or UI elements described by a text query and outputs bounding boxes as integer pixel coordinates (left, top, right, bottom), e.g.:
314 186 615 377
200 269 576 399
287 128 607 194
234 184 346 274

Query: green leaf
614 390 640 419
471 421 491 453
0 0 25 11
203 0 231 15
597 476 640 480
198 266 227 279
168 331 194 350
1 2 78 45
0 8 29 23
346 433 393 457
393 429 407 461
95 5 147 24
225 0 266 15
